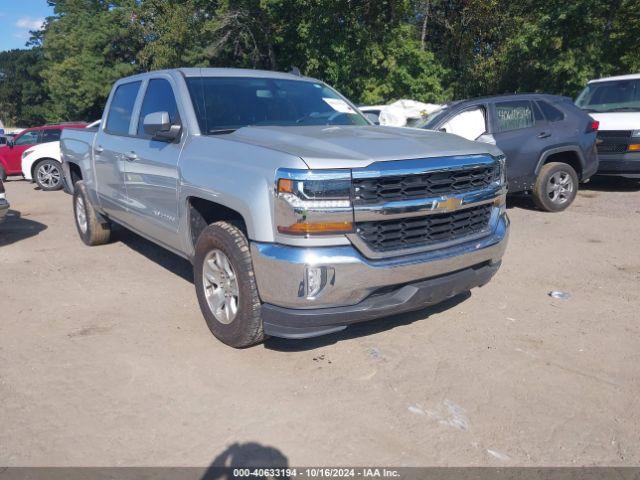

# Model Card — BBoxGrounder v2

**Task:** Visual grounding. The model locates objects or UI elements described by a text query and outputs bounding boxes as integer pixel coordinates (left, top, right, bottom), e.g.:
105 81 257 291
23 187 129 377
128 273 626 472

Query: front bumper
597 152 640 175
251 212 509 338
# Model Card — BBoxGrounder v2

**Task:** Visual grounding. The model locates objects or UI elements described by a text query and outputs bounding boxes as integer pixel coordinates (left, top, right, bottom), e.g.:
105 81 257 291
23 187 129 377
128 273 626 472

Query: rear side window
537 101 565 122
41 129 62 143
137 79 180 138
14 130 40 146
106 81 141 136
495 101 535 131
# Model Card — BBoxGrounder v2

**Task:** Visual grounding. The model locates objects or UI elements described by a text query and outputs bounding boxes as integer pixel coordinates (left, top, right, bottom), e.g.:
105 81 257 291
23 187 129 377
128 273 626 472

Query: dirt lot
1 177 639 468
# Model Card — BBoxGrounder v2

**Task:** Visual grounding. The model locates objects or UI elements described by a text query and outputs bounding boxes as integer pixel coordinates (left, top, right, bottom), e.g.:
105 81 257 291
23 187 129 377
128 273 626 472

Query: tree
0 49 49 126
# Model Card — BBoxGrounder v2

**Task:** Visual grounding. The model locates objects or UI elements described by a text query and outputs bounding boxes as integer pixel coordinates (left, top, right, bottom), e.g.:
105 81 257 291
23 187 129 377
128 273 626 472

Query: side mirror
143 111 181 141
364 113 380 125
8 139 14 148
438 127 447 133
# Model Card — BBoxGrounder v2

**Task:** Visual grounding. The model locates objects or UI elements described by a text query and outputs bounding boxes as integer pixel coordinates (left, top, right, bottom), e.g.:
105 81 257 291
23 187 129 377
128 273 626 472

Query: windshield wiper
208 128 238 135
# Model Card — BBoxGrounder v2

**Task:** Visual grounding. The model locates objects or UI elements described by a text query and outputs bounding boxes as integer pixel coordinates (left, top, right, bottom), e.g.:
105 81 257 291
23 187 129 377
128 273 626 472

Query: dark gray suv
418 94 599 211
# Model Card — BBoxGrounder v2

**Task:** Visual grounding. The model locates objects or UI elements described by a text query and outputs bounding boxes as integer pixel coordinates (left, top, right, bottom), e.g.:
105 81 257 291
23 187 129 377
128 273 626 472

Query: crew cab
576 73 640 176
0 123 86 181
418 94 599 211
61 68 509 348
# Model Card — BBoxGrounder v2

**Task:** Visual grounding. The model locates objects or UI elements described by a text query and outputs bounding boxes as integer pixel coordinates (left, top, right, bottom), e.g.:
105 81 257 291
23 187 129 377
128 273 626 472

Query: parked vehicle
575 74 640 176
61 68 509 348
0 178 9 222
0 136 8 146
22 121 100 191
0 123 86 181
418 94 599 212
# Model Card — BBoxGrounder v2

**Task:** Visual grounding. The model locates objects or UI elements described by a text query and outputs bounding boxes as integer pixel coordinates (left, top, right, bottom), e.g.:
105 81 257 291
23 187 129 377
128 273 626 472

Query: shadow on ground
112 224 193 283
264 292 471 352
202 442 289 479
0 210 48 247
582 175 640 192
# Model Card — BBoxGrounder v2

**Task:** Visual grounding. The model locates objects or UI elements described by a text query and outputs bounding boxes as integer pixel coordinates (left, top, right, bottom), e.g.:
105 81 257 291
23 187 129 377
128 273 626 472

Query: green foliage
1 0 639 126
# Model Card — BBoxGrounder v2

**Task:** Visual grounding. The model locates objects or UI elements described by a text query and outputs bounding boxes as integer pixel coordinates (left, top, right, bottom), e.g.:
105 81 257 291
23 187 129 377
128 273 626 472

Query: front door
490 100 551 191
94 80 142 220
123 77 182 250
5 129 41 174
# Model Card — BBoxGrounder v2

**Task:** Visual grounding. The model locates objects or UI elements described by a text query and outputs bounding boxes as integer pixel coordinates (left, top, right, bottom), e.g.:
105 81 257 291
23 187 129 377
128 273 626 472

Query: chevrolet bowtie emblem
436 197 463 212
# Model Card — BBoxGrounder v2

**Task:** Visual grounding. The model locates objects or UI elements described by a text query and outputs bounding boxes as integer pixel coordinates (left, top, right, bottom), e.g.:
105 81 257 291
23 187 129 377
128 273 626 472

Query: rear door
490 100 551 191
94 80 143 220
123 76 183 249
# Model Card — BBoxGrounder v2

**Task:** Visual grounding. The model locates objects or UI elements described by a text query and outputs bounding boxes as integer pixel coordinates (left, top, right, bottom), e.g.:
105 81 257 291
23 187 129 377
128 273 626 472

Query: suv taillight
586 120 599 133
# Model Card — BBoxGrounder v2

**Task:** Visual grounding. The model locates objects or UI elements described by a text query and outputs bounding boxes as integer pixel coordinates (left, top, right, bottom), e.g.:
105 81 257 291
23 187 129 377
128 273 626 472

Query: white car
21 121 100 191
575 73 640 176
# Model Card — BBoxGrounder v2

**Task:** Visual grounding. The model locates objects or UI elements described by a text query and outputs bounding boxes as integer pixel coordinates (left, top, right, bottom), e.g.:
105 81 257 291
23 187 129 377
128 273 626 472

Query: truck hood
227 125 502 169
590 112 640 131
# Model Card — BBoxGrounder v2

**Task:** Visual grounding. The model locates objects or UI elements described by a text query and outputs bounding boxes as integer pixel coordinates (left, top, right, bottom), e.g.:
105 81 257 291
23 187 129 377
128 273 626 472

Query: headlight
632 130 640 138
275 169 353 235
22 149 34 160
494 154 507 185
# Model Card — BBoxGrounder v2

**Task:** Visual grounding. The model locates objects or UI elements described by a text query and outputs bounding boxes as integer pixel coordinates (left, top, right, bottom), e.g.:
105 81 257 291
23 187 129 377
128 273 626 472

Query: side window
14 130 40 146
495 101 535 131
137 79 180 138
537 101 565 122
441 107 486 141
105 81 142 136
41 129 62 143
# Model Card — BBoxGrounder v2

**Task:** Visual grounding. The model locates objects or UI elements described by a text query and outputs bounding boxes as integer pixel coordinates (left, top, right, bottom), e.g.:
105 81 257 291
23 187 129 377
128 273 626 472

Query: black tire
34 159 64 191
194 221 264 348
532 162 579 212
73 181 111 245
0 166 6 182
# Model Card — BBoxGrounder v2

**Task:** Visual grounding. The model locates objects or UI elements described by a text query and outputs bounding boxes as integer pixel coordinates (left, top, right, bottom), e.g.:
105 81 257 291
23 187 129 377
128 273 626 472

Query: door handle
124 151 138 161
94 145 104 154
537 131 551 139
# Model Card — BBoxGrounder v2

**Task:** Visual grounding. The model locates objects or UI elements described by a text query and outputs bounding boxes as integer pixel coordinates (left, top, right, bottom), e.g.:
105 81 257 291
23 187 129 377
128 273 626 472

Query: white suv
575 74 640 176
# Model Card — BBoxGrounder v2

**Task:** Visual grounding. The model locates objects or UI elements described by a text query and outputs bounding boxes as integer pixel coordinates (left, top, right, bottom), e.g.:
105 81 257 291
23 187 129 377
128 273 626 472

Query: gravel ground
0 177 639 467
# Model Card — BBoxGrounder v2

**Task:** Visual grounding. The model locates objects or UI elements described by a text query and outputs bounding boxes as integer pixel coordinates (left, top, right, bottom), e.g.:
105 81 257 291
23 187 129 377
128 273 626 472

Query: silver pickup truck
61 68 509 348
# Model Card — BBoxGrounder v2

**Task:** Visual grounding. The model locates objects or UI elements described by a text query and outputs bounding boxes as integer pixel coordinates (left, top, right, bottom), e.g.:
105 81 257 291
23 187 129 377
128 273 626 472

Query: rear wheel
73 181 111 245
194 221 264 348
532 162 578 212
35 159 63 191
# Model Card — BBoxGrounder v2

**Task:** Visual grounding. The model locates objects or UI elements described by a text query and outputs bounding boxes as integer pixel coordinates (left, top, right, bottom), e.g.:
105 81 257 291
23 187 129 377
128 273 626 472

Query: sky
0 0 54 52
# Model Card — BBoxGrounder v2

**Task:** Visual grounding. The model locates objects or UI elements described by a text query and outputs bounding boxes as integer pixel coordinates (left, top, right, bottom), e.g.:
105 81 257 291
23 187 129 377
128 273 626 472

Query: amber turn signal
278 221 354 235
278 178 294 193
628 144 640 152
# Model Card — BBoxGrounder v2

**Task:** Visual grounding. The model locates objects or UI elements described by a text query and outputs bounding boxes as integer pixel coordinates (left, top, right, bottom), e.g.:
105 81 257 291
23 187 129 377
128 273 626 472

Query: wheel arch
535 147 585 180
186 196 250 253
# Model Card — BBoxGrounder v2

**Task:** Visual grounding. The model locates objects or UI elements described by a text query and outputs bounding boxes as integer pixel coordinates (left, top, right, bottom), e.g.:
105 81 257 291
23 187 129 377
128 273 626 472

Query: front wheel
35 159 63 191
532 162 579 212
194 221 264 348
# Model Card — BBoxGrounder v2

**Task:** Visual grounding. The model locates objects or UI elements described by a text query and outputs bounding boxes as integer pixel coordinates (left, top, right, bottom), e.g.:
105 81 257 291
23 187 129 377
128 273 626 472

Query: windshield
186 77 368 134
575 79 640 112
413 106 449 129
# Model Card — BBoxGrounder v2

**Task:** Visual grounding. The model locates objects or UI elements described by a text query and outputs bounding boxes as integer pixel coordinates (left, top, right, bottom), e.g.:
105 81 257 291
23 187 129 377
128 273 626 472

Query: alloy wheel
202 249 240 324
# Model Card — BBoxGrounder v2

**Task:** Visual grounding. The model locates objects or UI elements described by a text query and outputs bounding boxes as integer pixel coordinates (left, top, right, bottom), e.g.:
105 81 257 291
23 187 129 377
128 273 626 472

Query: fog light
304 266 333 299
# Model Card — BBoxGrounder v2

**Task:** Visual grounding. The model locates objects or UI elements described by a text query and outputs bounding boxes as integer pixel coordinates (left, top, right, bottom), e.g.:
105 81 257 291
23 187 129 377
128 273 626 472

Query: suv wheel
35 159 63 191
532 162 578 212
194 221 264 348
73 181 111 245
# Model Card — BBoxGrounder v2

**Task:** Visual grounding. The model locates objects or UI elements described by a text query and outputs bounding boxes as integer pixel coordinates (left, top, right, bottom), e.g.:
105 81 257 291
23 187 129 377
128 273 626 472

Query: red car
0 123 86 181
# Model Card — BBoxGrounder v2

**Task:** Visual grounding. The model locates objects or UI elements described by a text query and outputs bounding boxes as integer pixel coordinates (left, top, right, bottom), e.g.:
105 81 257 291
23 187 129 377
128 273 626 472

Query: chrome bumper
251 212 509 309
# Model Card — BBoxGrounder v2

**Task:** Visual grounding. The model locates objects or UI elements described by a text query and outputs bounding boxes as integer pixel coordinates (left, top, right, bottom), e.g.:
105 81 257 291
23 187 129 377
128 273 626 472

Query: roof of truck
179 67 317 82
589 73 640 83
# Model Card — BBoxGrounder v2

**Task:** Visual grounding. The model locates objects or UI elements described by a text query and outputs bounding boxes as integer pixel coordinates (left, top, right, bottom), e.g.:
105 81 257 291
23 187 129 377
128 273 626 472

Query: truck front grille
597 130 632 155
356 204 492 252
353 165 496 204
